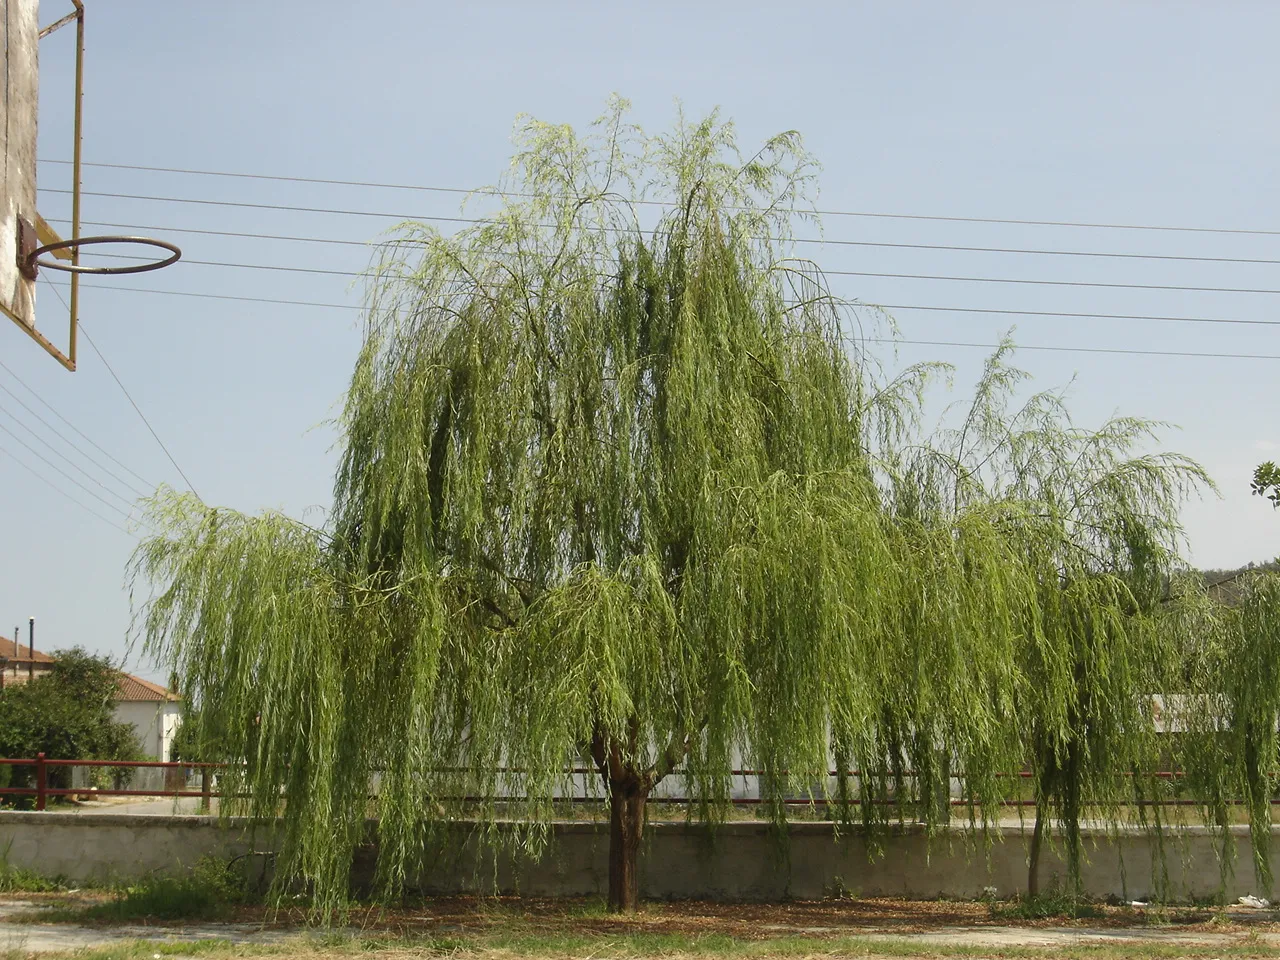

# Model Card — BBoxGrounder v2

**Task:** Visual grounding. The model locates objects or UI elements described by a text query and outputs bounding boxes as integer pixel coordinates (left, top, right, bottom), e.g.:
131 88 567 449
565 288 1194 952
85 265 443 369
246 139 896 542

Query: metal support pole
67 2 84 368
27 617 34 682
35 753 47 811
200 769 211 813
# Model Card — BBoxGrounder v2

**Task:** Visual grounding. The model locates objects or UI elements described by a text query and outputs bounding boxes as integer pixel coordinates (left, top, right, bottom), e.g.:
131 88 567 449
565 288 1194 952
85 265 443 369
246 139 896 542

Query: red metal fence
2 756 1275 814
0 755 219 811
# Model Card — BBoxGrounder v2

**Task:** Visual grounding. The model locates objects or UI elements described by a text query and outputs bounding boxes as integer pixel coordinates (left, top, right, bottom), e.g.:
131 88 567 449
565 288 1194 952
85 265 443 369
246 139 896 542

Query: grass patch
41 857 255 923
0 863 71 893
989 890 1105 920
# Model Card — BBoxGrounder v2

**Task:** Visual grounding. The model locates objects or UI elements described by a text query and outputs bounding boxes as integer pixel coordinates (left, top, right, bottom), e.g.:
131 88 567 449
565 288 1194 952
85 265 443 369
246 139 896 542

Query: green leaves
128 101 1252 915
1253 462 1280 509
0 648 142 800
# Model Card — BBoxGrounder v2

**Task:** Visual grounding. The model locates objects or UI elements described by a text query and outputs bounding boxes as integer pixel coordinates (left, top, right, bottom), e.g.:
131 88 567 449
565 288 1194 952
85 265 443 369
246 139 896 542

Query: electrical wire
77 324 202 501
0 401 141 506
0 316 154 496
63 244 1280 298
869 303 1280 328
37 157 1280 237
0 418 141 522
29 181 1280 363
870 337 1280 362
49 280 358 311
50 279 1280 330
43 216 1280 268
0 441 131 534
0 383 152 495
0 357 155 490
47 282 1280 360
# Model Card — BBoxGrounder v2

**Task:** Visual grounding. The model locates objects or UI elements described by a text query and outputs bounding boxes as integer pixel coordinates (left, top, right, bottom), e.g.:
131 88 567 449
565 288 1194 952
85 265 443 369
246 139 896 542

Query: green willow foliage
896 351 1213 893
129 100 1264 916
1178 570 1280 889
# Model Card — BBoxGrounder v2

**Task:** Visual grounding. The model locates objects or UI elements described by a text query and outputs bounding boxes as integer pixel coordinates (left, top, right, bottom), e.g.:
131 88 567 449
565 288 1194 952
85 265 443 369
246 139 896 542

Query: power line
0 379 152 496
37 188 1280 295
52 279 1280 330
868 303 1280 328
48 282 1280 361
0 418 141 523
0 441 131 535
39 187 477 225
870 338 1280 362
76 242 1280 298
5 282 154 497
0 401 142 506
50 280 359 311
0 354 155 488
816 268 1280 298
59 218 376 249
77 324 203 501
92 251 361 279
45 216 1280 268
38 157 1280 238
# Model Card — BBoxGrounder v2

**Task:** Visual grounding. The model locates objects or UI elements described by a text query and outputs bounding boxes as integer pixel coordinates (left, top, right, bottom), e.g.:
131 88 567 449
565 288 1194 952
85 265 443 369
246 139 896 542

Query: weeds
989 890 1104 920
0 863 70 893
48 856 256 923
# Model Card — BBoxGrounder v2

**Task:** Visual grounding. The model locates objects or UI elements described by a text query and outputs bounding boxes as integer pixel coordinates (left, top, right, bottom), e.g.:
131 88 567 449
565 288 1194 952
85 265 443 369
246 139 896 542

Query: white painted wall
113 702 183 761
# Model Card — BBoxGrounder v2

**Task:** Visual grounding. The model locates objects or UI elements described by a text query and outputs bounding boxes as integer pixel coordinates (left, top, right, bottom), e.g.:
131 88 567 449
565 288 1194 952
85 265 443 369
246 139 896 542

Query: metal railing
1 756 1275 815
0 755 220 811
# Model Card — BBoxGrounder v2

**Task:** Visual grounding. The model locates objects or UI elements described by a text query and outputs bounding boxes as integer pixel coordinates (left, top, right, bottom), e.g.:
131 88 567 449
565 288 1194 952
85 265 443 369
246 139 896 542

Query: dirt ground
218 894 1280 937
5 892 1280 956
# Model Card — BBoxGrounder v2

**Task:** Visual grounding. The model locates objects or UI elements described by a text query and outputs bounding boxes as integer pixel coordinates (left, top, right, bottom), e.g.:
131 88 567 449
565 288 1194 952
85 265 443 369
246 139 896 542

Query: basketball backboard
2 2 180 372
1 0 81 370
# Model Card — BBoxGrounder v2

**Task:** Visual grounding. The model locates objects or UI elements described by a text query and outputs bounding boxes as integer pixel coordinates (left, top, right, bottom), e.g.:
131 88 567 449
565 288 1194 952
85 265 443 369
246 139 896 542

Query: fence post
35 753 46 811
200 768 211 814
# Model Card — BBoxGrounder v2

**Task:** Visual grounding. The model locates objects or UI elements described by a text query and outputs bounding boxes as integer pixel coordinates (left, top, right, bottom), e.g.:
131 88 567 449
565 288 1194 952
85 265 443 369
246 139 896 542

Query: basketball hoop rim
27 235 182 275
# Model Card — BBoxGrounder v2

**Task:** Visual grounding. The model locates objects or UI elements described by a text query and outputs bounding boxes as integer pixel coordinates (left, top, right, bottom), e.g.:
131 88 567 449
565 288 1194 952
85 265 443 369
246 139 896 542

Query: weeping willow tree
1177 557 1280 888
895 346 1213 896
130 99 1219 916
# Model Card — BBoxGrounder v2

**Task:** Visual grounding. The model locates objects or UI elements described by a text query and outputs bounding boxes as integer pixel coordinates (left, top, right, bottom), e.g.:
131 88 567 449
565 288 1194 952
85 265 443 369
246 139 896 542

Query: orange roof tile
115 673 181 703
0 637 54 663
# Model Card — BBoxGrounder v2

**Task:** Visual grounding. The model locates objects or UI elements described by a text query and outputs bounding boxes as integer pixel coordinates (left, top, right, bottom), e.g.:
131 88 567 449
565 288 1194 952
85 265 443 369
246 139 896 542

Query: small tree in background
889 345 1211 897
1177 463 1280 888
1253 462 1280 509
0 647 141 802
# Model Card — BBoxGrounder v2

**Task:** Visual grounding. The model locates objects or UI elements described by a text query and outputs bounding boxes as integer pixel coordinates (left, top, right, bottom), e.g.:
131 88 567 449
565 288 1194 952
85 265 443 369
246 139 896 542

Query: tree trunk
1028 799 1047 899
607 775 648 912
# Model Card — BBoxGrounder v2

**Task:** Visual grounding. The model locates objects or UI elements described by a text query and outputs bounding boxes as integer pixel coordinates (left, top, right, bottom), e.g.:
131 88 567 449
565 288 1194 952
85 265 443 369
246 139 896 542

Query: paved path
56 798 216 816
0 920 291 953
0 902 288 953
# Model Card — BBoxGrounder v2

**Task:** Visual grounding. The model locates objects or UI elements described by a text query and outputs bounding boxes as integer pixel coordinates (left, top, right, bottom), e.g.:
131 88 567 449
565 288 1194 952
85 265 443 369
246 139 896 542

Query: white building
112 674 183 761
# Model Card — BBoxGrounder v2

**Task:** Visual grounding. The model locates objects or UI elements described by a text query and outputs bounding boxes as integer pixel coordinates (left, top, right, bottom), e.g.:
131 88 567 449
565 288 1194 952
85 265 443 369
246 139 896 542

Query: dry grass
9 893 1280 960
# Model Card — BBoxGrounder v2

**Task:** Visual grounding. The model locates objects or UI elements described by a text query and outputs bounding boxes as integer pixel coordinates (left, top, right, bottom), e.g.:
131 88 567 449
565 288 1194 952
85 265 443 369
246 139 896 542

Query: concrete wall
1 812 1276 903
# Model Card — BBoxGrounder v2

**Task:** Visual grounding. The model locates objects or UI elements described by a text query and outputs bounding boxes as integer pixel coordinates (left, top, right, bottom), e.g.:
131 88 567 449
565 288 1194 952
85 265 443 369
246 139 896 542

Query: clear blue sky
4 1 1278 679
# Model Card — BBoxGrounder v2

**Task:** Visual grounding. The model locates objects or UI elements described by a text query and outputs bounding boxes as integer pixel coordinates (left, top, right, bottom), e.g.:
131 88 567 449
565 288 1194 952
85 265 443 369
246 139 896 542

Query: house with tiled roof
113 672 183 761
0 634 55 686
1 633 182 761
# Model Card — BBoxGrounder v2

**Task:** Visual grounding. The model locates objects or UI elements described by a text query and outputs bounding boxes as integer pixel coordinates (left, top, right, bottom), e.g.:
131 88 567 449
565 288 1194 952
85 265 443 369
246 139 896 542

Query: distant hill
1200 559 1279 586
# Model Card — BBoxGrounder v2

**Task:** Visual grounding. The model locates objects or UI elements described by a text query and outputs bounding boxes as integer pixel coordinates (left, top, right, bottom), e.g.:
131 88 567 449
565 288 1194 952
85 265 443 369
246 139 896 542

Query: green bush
0 648 141 807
